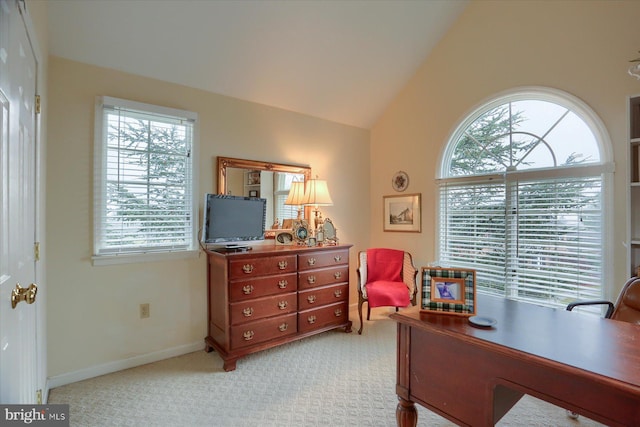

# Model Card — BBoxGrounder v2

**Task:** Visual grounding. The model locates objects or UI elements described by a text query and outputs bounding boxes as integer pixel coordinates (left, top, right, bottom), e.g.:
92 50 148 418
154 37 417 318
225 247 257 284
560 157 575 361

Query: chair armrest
566 300 614 318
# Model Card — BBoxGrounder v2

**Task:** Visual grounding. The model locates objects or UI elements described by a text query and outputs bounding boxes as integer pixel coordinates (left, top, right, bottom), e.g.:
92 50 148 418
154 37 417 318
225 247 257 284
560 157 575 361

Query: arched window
438 87 613 309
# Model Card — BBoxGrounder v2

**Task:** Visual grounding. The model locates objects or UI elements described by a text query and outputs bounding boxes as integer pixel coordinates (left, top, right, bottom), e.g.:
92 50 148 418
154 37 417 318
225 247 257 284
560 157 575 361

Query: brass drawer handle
307 275 316 284
279 323 288 332
334 308 342 317
278 260 288 270
307 258 316 266
307 295 316 304
334 255 342 262
243 330 254 341
242 285 254 295
242 264 254 274
243 307 254 317
334 271 342 280
278 301 288 310
278 279 288 289
334 289 342 298
307 315 317 324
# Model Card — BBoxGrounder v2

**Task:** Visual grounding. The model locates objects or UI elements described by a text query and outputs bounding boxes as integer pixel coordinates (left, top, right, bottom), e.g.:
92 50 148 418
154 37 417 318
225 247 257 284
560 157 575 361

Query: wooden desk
390 294 640 427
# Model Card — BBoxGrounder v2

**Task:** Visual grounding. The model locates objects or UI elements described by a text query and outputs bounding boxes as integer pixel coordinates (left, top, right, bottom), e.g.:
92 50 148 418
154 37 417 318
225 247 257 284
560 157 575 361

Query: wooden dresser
205 244 352 371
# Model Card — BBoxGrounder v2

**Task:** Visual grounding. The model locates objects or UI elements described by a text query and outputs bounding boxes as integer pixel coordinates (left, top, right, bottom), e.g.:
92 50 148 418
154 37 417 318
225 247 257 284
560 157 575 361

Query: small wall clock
392 171 409 192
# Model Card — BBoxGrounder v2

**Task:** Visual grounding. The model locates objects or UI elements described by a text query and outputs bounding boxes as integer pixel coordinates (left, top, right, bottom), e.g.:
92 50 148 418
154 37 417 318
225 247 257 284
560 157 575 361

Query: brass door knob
11 283 38 309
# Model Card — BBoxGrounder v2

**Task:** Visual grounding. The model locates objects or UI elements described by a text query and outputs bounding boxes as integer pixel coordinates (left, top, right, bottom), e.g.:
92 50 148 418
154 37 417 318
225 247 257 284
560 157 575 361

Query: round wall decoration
392 171 409 192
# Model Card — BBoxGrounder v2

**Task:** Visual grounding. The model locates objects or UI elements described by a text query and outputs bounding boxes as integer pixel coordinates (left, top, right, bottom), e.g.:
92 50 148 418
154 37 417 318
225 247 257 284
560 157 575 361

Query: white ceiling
47 0 467 129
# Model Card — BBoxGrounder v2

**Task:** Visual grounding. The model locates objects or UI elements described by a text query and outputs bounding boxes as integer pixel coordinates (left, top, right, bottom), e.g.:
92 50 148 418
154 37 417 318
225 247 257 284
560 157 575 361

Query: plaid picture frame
421 267 476 316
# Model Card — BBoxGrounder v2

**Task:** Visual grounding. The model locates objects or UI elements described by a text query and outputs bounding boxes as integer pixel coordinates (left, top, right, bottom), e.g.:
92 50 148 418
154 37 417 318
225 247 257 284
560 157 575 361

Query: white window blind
274 172 304 223
439 174 603 308
437 89 612 310
94 97 198 259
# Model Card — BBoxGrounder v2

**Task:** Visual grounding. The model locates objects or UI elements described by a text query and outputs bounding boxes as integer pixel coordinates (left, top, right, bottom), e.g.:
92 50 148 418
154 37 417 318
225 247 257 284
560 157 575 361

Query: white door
0 0 40 403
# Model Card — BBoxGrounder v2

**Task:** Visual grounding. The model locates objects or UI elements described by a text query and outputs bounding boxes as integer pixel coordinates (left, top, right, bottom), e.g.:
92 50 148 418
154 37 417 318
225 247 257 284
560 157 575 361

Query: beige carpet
49 308 604 426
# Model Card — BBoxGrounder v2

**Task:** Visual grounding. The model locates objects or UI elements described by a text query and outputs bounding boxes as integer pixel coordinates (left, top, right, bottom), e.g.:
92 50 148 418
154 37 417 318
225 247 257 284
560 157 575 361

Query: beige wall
46 57 370 379
371 0 640 299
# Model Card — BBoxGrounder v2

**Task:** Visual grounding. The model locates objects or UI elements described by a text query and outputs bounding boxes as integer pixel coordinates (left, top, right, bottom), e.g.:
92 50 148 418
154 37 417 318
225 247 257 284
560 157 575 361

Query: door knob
11 283 38 309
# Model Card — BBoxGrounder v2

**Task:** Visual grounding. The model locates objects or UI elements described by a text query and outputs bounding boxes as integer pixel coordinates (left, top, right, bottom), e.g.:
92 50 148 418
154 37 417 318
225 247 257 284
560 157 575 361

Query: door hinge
34 242 40 261
35 95 41 114
36 389 42 404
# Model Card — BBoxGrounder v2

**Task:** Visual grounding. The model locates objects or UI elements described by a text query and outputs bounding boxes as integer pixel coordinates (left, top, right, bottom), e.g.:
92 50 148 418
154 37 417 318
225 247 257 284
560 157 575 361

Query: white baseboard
46 341 204 391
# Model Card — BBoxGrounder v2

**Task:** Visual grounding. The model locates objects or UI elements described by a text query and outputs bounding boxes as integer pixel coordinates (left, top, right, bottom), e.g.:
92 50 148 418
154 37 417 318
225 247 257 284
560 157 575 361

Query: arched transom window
438 88 612 309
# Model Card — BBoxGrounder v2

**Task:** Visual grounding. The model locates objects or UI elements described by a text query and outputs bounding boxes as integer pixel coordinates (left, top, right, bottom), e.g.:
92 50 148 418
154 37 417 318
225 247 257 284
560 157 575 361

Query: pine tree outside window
438 88 613 310
93 97 198 265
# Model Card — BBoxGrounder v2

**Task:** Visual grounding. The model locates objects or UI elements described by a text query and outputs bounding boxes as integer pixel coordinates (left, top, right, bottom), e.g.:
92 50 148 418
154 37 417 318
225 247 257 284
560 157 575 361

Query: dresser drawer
230 292 297 325
298 265 349 290
298 301 349 333
229 254 297 279
229 273 297 302
298 284 348 311
298 249 349 271
230 313 298 350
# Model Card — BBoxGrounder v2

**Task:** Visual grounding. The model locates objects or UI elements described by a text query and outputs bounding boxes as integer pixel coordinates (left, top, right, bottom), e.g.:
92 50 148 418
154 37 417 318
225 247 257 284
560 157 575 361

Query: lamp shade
284 181 306 206
301 179 333 206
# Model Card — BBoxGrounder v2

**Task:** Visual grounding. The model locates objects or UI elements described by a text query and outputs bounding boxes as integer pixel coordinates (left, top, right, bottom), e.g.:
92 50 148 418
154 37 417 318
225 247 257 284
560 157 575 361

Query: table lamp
284 180 306 220
301 177 333 234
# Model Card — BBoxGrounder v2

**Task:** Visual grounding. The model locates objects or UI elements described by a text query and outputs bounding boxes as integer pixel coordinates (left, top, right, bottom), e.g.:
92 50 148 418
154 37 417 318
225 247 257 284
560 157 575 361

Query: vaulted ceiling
47 0 467 129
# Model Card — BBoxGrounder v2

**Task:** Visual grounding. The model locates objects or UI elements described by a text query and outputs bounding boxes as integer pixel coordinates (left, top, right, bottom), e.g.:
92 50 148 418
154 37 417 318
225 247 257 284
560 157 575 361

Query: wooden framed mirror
216 157 311 233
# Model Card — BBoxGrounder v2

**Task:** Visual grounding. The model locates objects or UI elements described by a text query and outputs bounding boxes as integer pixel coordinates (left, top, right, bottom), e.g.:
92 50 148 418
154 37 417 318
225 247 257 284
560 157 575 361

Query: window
438 88 613 309
273 172 305 222
93 96 198 264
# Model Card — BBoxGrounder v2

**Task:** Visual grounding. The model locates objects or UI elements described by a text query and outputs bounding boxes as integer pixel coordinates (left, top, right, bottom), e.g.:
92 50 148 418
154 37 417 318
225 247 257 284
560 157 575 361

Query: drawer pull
334 255 342 262
243 307 254 317
334 271 342 280
279 323 288 332
242 264 254 274
242 285 254 295
278 301 288 310
307 315 317 324
278 279 288 289
334 289 342 298
278 260 288 270
307 258 316 266
243 330 254 341
307 295 316 304
307 275 316 284
334 308 343 317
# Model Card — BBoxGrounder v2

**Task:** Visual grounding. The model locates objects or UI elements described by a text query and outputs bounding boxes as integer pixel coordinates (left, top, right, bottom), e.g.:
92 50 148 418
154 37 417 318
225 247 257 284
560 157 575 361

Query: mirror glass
216 157 311 231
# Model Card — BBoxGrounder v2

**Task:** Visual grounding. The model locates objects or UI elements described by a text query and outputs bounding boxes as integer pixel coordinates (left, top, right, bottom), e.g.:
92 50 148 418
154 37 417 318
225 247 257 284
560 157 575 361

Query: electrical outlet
140 303 150 319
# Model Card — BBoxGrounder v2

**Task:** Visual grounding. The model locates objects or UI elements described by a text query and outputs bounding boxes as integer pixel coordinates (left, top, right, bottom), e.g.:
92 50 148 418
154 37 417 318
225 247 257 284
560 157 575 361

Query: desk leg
396 397 417 427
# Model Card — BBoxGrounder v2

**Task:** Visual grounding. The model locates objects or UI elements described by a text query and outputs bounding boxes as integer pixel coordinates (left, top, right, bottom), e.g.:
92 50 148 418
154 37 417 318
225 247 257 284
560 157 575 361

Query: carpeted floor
48 308 604 426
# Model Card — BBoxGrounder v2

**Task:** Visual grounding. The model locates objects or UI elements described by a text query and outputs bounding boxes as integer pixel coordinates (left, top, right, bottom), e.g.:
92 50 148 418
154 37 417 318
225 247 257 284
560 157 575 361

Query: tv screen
202 194 266 249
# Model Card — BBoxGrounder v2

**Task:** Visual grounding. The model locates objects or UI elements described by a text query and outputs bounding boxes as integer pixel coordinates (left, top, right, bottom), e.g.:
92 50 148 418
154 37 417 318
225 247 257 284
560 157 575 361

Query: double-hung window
93 96 198 264
438 88 613 309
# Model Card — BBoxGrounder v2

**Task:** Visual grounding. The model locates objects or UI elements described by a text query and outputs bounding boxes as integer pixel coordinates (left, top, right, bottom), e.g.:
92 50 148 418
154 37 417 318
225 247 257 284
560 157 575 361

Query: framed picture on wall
383 193 421 232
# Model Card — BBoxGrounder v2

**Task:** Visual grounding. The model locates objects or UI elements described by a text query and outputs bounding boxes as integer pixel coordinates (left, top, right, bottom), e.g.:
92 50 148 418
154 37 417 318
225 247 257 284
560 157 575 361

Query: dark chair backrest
611 277 640 324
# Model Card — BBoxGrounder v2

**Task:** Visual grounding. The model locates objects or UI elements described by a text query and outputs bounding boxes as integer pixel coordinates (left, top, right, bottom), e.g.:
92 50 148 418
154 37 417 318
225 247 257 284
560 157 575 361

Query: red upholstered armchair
356 248 418 334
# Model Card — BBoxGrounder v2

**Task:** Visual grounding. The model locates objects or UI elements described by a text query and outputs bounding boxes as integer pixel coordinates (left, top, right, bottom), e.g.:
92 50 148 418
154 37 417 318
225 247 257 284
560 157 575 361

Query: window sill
92 250 200 266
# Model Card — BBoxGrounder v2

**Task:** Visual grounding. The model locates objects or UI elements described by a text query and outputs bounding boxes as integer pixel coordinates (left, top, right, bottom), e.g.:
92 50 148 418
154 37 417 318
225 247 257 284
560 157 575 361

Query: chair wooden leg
395 307 399 312
358 297 365 335
367 304 371 320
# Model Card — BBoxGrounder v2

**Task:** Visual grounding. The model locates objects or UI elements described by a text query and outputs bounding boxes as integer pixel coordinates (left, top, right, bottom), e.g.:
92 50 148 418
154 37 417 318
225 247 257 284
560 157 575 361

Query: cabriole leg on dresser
396 397 417 427
345 320 353 333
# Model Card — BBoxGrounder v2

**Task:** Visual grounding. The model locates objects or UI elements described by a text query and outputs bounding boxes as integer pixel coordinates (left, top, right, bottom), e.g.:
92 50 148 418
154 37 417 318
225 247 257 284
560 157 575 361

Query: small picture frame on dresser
275 230 294 246
307 237 317 246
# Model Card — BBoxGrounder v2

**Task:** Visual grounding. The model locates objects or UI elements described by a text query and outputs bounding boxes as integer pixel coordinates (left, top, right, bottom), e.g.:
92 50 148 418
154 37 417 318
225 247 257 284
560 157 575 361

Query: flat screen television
202 194 266 250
